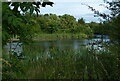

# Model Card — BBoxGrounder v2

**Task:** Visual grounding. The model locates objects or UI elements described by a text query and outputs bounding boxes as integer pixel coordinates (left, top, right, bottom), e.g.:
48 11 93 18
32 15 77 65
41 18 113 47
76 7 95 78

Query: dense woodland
1 1 120 80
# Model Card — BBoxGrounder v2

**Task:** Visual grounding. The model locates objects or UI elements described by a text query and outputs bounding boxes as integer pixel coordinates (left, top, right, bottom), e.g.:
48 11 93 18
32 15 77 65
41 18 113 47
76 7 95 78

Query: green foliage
88 22 110 35
2 1 54 46
2 2 33 44
2 31 9 46
2 43 120 80
45 14 60 33
25 13 94 37
110 16 120 43
34 33 88 41
2 2 95 46
86 1 120 43
78 18 85 24
103 1 120 43
2 1 120 80
59 14 78 33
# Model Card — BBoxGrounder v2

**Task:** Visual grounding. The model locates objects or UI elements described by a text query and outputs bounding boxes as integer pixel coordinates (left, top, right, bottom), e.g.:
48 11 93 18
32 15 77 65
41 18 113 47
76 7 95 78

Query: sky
40 0 111 23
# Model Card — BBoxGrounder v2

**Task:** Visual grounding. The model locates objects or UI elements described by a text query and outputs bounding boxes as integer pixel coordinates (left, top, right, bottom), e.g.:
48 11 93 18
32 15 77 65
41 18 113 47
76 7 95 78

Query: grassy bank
11 33 93 42
33 33 92 41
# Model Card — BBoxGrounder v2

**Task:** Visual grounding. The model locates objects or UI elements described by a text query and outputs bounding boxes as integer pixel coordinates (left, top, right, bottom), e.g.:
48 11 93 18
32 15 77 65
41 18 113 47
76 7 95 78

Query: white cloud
41 0 110 22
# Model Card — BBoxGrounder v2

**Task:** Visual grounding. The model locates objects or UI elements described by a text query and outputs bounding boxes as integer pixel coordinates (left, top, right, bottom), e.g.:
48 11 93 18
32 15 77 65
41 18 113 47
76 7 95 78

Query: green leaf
30 6 34 14
8 16 13 25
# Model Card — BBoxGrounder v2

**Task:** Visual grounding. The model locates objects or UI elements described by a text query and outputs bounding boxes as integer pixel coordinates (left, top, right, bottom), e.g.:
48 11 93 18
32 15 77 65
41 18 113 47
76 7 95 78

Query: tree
78 18 85 24
86 1 120 43
46 14 60 33
2 1 54 46
110 16 120 43
59 14 78 33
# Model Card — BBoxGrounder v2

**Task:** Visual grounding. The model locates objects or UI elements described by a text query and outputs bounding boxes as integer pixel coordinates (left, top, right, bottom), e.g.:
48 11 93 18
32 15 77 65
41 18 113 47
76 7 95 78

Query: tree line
2 1 120 46
24 13 95 35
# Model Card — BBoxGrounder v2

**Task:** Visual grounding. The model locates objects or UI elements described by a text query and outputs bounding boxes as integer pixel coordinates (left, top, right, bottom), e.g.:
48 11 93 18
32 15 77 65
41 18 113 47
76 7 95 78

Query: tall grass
33 33 89 41
2 43 120 80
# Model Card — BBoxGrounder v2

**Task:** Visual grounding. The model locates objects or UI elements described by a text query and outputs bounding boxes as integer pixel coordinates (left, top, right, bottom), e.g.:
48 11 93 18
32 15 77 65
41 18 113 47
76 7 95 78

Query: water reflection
3 38 110 56
3 43 23 55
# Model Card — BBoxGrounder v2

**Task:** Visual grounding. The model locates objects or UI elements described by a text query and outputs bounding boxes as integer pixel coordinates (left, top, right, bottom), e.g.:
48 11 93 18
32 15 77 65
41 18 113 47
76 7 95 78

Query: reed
2 43 120 80
33 33 89 41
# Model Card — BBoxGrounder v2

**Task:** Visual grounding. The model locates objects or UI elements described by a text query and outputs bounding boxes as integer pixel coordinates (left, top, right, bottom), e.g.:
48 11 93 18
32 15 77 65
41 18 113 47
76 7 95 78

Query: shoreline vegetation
2 41 119 79
2 1 120 80
33 33 93 41
12 33 95 42
12 33 107 42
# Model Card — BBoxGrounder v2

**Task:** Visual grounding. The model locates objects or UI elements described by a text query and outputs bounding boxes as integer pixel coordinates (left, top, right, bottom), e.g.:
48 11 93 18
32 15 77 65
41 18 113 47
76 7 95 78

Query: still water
3 38 110 56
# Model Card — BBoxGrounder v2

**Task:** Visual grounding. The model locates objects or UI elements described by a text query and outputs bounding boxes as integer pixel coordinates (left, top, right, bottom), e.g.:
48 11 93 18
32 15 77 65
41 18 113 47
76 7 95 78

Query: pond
3 37 110 56
3 36 120 79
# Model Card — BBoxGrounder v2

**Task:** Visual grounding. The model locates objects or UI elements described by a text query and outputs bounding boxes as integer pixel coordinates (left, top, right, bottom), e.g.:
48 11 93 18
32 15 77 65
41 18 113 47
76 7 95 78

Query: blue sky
41 0 111 23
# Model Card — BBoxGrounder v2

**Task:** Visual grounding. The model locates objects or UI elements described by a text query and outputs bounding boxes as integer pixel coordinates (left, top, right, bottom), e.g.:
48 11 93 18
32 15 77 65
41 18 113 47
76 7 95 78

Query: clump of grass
2 44 120 80
33 33 89 41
